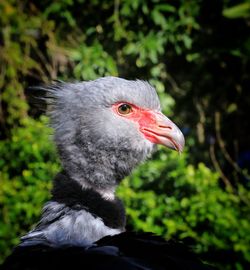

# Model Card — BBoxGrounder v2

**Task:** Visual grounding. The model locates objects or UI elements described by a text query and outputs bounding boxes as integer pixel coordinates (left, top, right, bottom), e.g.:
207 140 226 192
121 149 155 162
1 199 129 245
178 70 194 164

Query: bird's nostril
158 125 172 130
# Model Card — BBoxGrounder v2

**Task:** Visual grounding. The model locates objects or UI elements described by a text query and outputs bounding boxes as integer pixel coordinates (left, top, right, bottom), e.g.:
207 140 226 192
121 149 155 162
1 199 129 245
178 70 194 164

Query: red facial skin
112 102 185 152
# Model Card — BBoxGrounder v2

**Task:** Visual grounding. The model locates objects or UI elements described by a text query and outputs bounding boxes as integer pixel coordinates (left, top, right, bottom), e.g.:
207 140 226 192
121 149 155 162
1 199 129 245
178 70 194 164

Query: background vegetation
0 0 250 269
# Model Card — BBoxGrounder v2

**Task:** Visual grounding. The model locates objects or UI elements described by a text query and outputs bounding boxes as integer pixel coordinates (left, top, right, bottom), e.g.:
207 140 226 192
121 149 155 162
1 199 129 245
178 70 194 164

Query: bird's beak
141 112 185 153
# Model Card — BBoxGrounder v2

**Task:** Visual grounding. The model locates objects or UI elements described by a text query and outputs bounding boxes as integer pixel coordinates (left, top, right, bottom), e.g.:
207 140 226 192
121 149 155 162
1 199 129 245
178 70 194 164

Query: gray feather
21 77 160 248
45 77 160 192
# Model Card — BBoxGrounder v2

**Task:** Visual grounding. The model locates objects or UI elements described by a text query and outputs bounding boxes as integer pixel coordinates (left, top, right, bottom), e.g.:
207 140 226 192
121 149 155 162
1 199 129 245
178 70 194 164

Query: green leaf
223 3 250 19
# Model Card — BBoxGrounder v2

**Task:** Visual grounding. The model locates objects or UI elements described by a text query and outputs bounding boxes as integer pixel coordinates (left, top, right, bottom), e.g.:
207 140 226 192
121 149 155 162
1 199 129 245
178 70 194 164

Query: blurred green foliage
1 0 250 269
0 117 60 261
118 150 250 269
0 117 249 269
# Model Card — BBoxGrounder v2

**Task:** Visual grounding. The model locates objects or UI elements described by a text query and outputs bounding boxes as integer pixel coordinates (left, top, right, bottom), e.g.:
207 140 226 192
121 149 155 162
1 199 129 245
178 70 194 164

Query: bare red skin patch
112 102 185 152
112 102 159 143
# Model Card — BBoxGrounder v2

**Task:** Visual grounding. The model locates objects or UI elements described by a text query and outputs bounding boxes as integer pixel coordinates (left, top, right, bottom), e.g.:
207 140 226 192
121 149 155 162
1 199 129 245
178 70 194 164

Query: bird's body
2 232 213 270
1 77 213 269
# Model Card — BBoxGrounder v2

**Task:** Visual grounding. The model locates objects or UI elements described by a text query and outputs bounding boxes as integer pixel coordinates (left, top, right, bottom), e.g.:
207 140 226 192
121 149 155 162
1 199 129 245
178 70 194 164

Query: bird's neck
21 172 126 247
70 178 116 201
56 135 149 193
51 171 126 229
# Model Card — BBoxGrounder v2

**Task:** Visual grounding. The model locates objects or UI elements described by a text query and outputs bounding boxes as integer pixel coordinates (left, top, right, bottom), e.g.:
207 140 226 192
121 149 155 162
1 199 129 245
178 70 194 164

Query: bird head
46 77 184 196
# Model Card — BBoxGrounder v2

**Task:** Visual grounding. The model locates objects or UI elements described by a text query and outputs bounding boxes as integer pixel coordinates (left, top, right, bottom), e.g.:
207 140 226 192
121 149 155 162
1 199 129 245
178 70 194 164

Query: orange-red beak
140 112 185 153
112 102 185 152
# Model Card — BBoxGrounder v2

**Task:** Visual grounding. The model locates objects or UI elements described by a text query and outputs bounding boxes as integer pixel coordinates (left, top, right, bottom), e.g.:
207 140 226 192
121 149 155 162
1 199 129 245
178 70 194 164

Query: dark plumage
2 232 213 270
0 77 214 270
51 172 126 229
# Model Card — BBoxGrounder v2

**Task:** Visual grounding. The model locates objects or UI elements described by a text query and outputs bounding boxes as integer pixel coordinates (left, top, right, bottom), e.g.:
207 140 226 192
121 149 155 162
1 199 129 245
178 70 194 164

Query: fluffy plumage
47 77 159 193
0 77 214 270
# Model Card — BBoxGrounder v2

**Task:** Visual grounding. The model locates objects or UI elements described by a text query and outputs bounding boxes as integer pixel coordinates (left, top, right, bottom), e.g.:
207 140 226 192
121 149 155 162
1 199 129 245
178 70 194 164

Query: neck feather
56 134 153 192
21 172 126 247
51 172 126 229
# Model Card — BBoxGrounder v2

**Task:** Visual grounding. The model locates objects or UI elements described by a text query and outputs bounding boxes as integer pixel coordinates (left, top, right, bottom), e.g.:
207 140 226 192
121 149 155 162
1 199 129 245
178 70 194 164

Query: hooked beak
141 112 185 153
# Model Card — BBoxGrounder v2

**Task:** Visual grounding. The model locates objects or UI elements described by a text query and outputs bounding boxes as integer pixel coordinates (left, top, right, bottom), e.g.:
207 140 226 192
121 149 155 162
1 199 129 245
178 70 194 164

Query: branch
215 111 250 179
209 141 234 191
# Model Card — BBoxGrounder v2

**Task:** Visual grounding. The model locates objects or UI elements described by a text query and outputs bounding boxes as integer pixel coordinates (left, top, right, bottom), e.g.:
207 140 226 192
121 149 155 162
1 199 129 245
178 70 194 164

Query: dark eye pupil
118 104 132 114
121 104 129 111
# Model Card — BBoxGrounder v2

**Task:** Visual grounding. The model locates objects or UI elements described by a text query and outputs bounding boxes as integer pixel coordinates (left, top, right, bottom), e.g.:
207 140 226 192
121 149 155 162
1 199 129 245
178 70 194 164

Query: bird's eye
118 104 132 115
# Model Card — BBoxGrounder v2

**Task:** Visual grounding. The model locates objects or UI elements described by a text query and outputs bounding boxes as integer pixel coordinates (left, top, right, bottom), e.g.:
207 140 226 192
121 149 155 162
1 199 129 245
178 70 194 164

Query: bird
0 77 214 270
